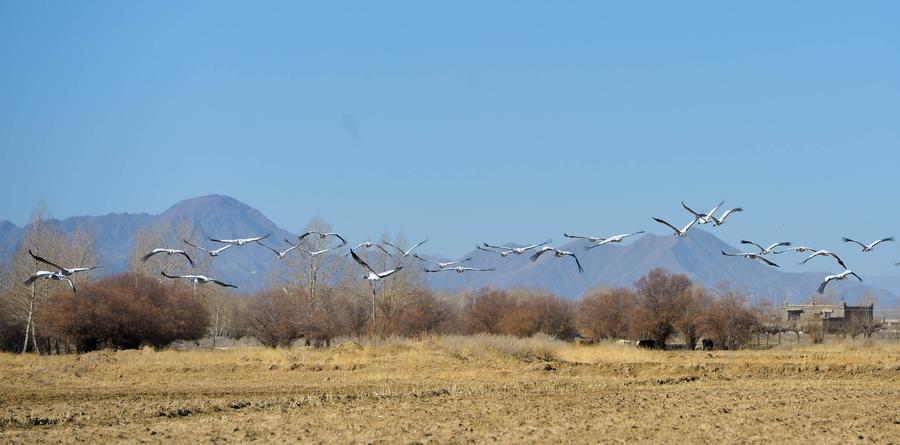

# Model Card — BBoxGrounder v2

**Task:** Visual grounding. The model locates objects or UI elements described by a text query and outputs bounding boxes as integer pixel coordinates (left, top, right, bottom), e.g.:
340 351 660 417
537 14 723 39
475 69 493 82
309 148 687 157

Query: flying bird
209 233 270 246
160 271 236 288
28 250 102 277
709 208 743 226
255 241 302 259
413 254 473 269
529 246 584 273
352 241 393 256
842 237 894 252
425 266 495 274
482 240 549 255
773 246 818 255
141 248 195 267
720 251 780 267
184 239 233 257
298 231 348 246
817 270 862 294
384 239 428 257
740 240 791 255
652 217 697 237
350 250 403 282
584 232 646 249
283 238 344 257
23 271 76 292
477 245 512 257
800 250 847 269
682 200 724 225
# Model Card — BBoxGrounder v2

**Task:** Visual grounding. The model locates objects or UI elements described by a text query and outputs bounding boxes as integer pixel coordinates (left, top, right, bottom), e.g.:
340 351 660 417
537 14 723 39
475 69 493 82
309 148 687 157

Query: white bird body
414 254 472 268
256 241 302 259
843 237 894 252
28 250 101 277
682 201 724 225
353 241 393 256
529 246 584 273
384 239 428 257
800 250 847 269
708 207 743 226
773 246 818 254
184 239 233 257
740 240 791 255
209 233 270 246
477 245 512 257
160 272 236 288
482 240 549 255
299 231 348 246
576 231 645 249
23 270 76 292
350 250 403 282
425 266 495 274
652 217 697 237
721 251 780 267
817 270 862 294
141 248 195 266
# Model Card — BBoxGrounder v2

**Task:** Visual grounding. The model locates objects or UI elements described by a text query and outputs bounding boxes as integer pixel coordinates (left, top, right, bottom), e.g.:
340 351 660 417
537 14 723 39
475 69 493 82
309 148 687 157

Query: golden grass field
1 335 898 444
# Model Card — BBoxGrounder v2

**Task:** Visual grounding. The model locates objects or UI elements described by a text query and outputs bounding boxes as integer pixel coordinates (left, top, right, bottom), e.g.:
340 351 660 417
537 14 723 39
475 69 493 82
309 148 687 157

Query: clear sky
1 2 899 274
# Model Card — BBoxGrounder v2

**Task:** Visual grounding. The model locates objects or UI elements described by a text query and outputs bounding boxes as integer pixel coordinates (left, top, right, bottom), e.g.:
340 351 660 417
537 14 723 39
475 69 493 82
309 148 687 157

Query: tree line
0 210 770 353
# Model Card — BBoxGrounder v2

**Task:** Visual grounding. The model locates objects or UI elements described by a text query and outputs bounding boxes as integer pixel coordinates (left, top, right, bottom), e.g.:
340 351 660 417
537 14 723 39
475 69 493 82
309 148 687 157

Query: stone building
781 302 874 332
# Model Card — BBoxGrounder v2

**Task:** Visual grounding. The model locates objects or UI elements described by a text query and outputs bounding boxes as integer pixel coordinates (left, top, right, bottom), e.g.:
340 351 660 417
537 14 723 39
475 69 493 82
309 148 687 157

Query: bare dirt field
1 336 898 444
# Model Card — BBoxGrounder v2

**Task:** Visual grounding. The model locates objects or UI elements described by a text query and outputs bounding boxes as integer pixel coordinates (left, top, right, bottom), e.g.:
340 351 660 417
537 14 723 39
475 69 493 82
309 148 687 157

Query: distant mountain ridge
1 195 897 307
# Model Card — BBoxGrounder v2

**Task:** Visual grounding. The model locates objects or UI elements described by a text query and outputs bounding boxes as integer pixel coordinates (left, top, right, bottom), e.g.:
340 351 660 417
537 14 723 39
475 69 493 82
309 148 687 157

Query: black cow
637 339 657 349
700 339 714 350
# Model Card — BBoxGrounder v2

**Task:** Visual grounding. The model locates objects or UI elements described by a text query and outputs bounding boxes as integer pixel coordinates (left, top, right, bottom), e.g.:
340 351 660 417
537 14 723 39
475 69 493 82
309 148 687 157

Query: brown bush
630 268 692 348
675 286 712 349
37 273 209 352
464 289 576 340
578 287 636 340
703 288 759 349
243 288 305 348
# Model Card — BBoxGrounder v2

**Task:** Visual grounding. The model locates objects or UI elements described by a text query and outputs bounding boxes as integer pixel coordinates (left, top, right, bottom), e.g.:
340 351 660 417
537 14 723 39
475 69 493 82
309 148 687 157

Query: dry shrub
37 273 209 352
464 289 577 340
243 289 305 348
630 268 692 348
703 287 759 349
433 333 564 362
578 287 635 340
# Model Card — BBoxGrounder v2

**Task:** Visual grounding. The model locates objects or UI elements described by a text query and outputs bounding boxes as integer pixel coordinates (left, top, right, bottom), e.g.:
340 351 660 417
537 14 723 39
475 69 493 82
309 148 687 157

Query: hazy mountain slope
1 197 897 306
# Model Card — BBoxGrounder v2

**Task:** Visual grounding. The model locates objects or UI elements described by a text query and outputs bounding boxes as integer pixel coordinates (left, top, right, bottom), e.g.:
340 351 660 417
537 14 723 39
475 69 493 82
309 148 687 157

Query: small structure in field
781 301 873 333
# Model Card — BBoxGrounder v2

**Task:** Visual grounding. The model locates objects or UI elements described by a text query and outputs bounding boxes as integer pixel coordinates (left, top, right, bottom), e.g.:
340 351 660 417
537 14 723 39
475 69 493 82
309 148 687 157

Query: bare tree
578 287 636 340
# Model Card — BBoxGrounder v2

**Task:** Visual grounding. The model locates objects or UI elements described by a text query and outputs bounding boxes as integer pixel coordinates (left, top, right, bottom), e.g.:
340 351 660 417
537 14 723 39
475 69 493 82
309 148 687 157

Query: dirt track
1 338 898 444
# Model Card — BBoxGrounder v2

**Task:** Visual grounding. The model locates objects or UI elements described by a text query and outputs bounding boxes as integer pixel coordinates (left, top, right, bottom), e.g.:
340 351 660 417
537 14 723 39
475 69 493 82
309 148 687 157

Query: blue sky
1 2 899 273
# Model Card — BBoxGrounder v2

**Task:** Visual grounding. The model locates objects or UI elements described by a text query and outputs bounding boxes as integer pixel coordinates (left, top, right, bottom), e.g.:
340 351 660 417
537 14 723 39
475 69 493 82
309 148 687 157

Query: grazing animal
637 339 657 349
700 339 714 351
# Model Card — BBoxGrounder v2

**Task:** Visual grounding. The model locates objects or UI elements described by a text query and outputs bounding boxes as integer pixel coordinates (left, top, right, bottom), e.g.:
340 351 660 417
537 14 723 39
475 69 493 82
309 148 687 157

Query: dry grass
0 336 898 444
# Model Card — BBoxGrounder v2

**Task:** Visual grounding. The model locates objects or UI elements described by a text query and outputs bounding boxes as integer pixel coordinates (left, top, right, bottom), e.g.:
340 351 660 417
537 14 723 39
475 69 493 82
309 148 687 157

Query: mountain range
2 195 897 308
